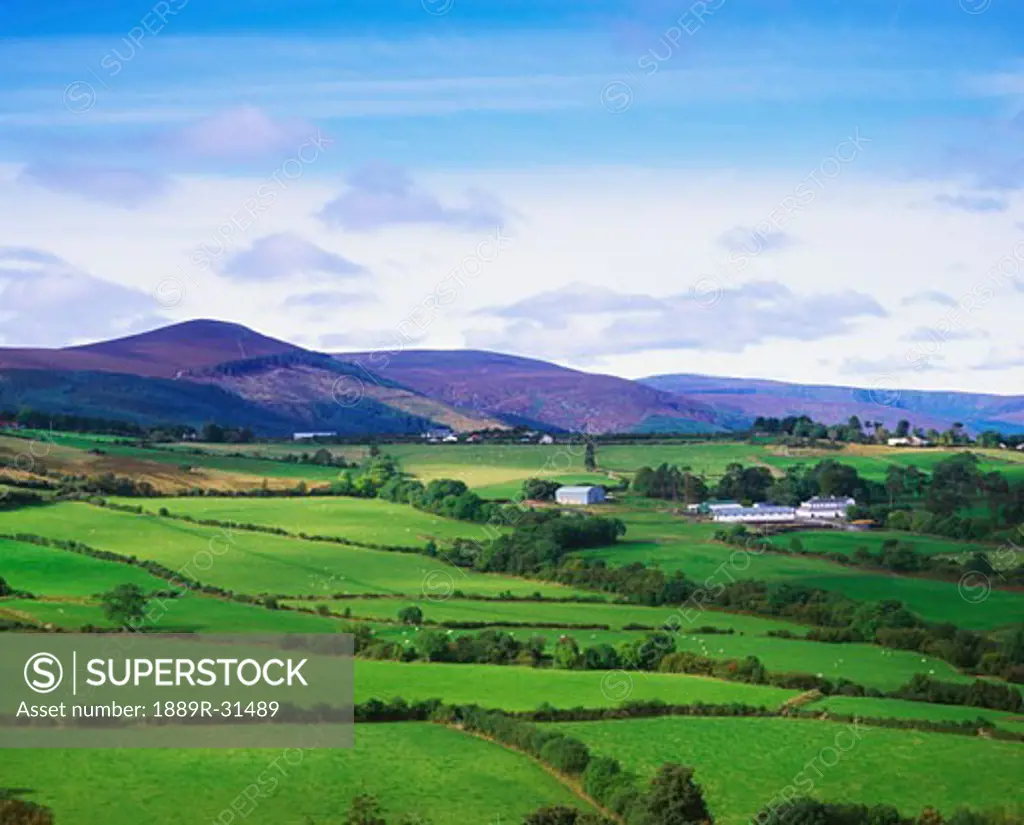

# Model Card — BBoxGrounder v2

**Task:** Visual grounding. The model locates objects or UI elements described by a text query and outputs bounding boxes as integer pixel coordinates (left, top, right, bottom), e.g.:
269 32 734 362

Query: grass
109 495 500 548
0 536 170 596
550 716 1024 825
577 538 1024 631
0 502 591 600
809 695 1024 734
354 659 798 710
789 530 990 558
0 594 347 632
0 723 592 824
0 434 322 493
341 622 963 692
290 595 806 634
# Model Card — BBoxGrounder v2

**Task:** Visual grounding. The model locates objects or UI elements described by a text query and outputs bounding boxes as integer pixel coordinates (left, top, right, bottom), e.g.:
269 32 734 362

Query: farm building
687 499 741 514
796 496 856 520
713 504 796 523
293 431 337 441
887 436 931 447
555 485 606 505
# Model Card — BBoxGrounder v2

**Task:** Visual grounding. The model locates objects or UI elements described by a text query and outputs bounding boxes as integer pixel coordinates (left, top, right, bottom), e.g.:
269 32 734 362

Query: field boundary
452 725 626 823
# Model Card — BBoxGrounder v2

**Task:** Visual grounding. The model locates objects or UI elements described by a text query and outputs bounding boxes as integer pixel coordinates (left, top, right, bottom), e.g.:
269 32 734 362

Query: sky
0 0 1023 394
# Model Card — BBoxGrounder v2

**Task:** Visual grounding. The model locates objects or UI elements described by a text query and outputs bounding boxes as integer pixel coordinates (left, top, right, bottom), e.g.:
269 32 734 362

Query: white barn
797 496 856 520
713 504 796 523
687 500 741 514
555 485 606 505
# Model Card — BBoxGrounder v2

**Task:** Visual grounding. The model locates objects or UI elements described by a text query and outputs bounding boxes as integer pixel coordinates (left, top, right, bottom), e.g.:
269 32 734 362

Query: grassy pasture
0 536 169 596
0 723 591 825
0 502 590 600
577 539 1024 630
294 595 806 635
354 659 798 710
0 595 345 633
0 434 319 492
809 695 1024 734
350 620 961 692
788 530 989 558
551 716 1024 825
109 495 499 547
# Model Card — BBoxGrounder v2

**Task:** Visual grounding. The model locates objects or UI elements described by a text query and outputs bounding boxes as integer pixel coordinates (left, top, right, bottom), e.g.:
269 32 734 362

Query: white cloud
219 233 367 282
17 161 170 208
0 165 1020 393
0 247 167 347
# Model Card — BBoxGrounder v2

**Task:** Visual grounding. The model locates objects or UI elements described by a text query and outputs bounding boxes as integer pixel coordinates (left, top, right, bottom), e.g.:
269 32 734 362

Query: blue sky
0 0 1022 392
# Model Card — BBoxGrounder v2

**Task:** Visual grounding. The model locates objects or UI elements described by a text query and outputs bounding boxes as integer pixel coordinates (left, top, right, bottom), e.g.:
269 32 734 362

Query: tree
397 605 424 625
0 577 10 598
884 465 906 508
99 584 148 629
926 453 981 516
553 636 583 669
346 792 386 825
641 763 713 825
522 478 561 501
524 806 587 824
895 419 911 438
0 792 54 825
584 441 597 472
200 422 226 443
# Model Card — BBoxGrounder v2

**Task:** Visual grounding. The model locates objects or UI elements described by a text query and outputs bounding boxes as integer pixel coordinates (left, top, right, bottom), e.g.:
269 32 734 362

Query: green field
809 695 1024 733
788 530 989 558
551 716 1024 824
292 594 806 634
578 538 1024 630
0 502 591 599
0 723 592 824
352 621 961 691
354 659 798 710
109 495 500 548
0 536 170 596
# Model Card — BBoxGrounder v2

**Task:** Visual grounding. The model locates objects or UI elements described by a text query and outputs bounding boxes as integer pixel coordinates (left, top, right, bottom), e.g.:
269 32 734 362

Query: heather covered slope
335 349 733 434
0 319 299 378
642 373 1024 434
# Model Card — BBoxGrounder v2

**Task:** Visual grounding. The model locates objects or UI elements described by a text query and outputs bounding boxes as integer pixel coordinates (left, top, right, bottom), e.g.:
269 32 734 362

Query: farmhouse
796 496 856 520
423 427 455 440
555 485 606 505
887 436 931 447
293 431 336 441
712 504 796 523
539 434 555 445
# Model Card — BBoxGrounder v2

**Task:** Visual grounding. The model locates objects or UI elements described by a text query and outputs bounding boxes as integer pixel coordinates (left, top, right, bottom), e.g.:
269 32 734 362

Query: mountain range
0 320 1020 435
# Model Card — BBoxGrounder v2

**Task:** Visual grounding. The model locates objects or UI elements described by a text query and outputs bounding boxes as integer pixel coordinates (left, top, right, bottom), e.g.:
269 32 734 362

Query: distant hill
1 321 1018 436
640 373 1024 435
0 322 501 435
333 350 733 434
0 319 299 379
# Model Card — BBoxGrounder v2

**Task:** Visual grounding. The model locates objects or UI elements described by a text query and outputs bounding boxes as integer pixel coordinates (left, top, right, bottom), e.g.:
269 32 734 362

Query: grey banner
0 633 354 748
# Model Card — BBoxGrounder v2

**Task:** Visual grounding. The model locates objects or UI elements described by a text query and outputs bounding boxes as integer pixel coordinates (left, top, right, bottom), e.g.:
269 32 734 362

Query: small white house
293 431 337 441
797 496 856 520
887 436 931 447
555 485 606 506
442 434 459 443
539 434 555 445
713 505 796 523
